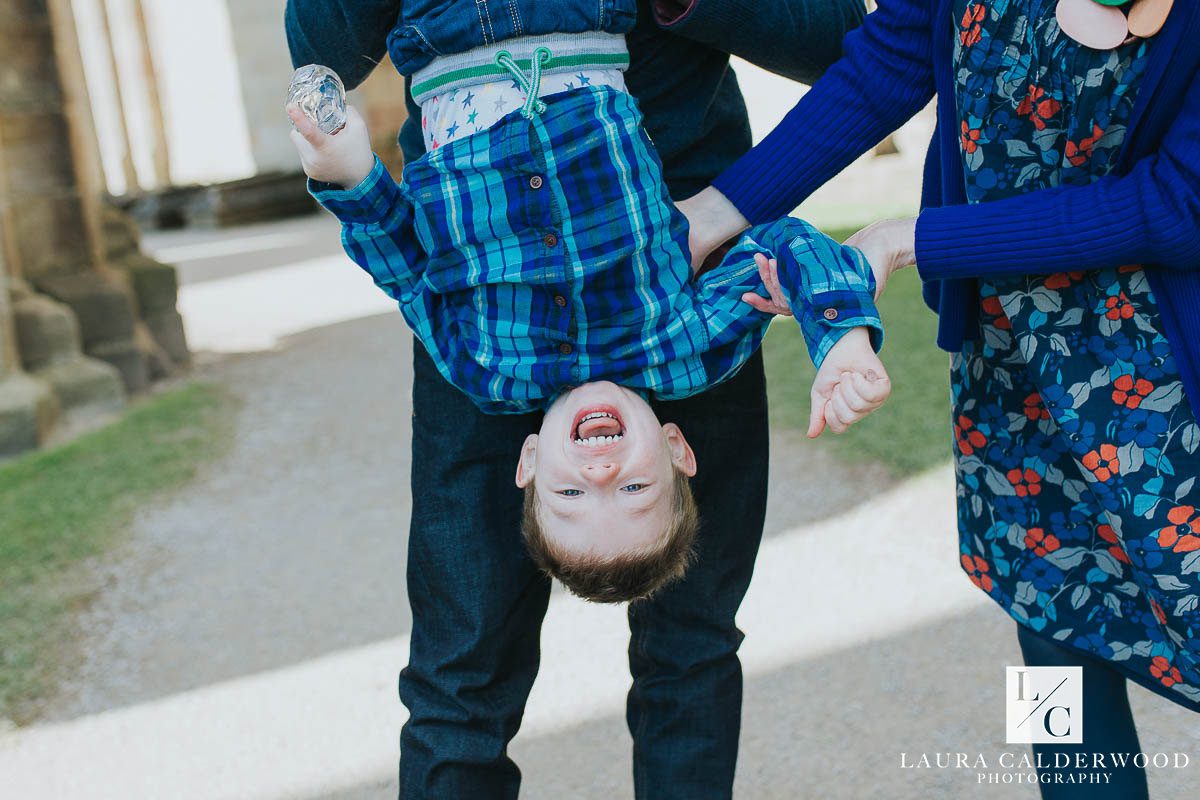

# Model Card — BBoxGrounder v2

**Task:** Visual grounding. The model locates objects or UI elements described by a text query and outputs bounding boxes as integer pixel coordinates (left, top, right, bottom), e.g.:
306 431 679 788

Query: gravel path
43 313 414 719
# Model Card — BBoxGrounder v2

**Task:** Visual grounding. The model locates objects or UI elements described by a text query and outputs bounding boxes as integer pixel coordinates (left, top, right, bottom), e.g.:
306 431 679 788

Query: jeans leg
399 342 551 799
627 350 770 799
1017 623 1149 800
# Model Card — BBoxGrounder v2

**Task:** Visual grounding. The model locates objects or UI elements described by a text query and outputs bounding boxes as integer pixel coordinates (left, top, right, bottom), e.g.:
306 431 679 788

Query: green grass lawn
0 382 235 724
763 227 953 475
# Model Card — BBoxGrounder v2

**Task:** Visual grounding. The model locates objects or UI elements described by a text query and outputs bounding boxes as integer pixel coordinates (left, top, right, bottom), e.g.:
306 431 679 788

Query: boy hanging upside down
288 40 890 603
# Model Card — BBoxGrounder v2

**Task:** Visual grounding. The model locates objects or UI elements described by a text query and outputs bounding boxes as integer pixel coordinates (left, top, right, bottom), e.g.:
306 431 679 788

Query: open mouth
572 406 625 447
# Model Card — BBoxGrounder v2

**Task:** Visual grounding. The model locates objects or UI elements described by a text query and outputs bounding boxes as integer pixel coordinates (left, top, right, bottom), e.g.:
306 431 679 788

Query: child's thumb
808 388 828 439
287 105 324 147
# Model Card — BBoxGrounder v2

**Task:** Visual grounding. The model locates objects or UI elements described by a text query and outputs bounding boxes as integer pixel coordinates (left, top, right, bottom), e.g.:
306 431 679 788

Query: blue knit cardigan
709 0 1200 417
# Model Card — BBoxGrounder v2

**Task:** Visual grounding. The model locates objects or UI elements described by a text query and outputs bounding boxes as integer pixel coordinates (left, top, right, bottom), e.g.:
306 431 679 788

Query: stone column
0 0 185 401
0 240 56 456
0 0 194 454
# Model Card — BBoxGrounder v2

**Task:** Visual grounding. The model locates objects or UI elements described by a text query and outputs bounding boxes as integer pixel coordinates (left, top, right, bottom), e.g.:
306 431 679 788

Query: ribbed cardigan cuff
711 110 817 224
915 179 1151 282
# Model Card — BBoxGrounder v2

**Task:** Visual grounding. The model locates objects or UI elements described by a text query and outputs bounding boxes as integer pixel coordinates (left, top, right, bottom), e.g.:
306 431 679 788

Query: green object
1091 0 1133 6
764 230 950 476
0 382 235 725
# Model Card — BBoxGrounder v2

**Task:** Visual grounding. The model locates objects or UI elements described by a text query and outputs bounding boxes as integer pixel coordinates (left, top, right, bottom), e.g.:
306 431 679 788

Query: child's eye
558 489 583 497
621 484 645 493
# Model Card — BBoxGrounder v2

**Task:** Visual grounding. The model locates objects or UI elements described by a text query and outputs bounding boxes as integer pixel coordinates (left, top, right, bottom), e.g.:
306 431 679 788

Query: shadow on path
318 605 1200 800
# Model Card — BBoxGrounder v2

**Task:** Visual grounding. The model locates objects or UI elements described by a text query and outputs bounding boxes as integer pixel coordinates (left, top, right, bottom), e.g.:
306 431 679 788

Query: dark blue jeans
399 341 769 798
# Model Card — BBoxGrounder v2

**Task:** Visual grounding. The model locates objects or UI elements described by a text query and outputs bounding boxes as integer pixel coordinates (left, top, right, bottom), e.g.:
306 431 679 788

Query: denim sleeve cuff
309 156 402 225
654 0 755 37
653 0 697 26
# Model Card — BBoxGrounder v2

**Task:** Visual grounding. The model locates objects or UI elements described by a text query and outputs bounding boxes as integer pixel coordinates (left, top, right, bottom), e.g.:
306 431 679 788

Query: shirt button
553 294 567 307
823 307 840 321
543 233 559 248
529 175 544 190
559 342 573 355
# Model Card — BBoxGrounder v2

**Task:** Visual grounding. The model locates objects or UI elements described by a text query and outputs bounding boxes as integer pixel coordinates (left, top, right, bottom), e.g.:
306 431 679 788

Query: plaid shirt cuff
309 156 403 225
804 286 884 367
799 241 884 366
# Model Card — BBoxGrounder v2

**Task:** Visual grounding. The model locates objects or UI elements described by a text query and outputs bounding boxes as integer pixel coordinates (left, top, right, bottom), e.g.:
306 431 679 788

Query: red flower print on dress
959 3 985 47
955 415 988 456
1016 85 1061 131
1097 524 1131 564
1043 271 1084 290
1151 598 1167 625
1008 467 1042 497
1065 124 1104 167
961 120 983 154
961 554 994 592
1112 374 1154 409
980 295 1012 330
1104 292 1135 321
1082 444 1119 482
1150 656 1184 688
1157 506 1200 553
1023 392 1050 421
1024 527 1061 557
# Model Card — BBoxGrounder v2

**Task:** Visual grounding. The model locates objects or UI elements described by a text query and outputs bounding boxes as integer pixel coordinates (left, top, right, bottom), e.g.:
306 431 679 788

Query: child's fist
287 104 375 190
808 327 891 438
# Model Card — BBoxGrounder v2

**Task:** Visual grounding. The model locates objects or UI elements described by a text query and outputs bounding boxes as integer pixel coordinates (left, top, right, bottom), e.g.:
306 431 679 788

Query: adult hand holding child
843 217 917 301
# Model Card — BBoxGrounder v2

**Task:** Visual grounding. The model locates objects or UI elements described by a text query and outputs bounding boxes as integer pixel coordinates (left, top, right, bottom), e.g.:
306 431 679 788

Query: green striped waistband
410 32 629 105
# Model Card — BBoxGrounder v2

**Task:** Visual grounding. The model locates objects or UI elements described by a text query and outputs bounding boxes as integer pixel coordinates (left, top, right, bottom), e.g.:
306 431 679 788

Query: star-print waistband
419 65 626 151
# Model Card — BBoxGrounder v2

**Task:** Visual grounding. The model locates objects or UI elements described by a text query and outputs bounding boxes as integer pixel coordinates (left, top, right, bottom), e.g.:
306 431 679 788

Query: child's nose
581 463 618 486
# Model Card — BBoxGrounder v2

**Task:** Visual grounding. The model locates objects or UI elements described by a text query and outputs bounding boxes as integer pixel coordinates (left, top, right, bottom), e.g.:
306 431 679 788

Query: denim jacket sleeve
653 0 867 84
310 156 427 307
284 0 400 89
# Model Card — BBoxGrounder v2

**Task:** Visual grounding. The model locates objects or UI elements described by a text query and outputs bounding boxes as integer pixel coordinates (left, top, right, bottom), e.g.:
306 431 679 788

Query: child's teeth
573 433 624 446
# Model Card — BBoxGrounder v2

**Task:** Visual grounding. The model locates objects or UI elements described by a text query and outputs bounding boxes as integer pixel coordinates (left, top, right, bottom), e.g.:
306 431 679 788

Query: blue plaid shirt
314 86 882 414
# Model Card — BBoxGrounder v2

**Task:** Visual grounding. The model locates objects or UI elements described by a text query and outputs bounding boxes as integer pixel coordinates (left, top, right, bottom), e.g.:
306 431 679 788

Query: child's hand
808 327 891 438
287 104 375 189
740 253 794 317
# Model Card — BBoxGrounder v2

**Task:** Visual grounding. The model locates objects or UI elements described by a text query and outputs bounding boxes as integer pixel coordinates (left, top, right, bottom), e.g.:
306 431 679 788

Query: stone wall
0 0 188 456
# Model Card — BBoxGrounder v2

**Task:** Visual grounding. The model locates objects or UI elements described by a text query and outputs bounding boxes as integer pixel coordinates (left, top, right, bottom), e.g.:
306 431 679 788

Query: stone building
0 0 188 456
79 0 409 221
0 0 408 456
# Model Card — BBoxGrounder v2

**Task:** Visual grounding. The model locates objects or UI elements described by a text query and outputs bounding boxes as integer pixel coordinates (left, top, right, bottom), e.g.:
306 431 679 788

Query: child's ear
515 434 539 488
661 423 698 477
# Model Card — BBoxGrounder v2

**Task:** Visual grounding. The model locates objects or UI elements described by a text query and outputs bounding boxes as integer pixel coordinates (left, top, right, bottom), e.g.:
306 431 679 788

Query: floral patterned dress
951 0 1200 709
